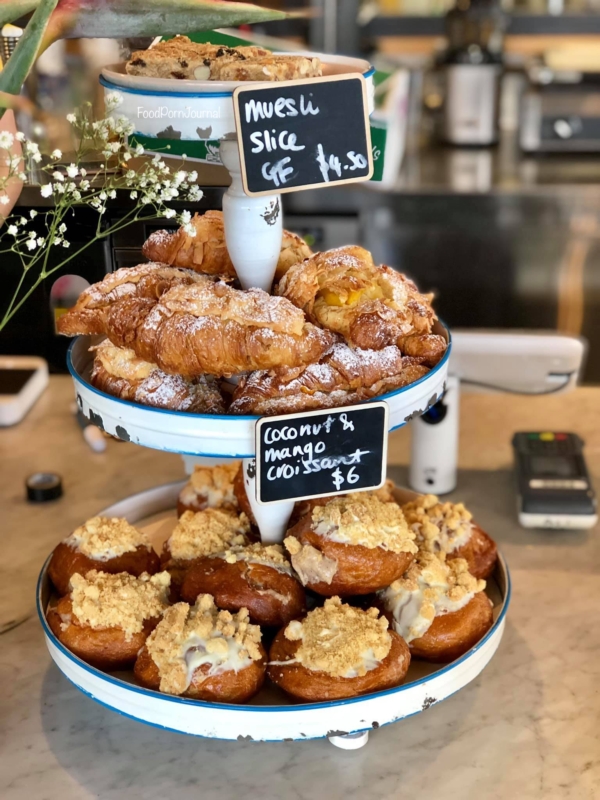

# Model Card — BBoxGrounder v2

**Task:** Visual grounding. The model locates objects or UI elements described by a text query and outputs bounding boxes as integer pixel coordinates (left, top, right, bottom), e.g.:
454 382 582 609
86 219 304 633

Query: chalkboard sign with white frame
255 402 389 504
233 73 373 196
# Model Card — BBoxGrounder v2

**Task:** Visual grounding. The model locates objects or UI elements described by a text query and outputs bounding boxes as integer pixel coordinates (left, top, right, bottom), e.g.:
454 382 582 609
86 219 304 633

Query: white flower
0 195 9 205
66 113 76 124
80 180 90 191
72 190 81 201
19 217 27 226
80 168 87 178
134 144 144 155
122 151 132 162
188 186 203 202
15 132 25 142
29 209 38 218
7 225 18 235
28 231 36 239
50 149 62 160
59 223 67 234
105 91 123 109
37 237 45 247
0 131 14 149
182 222 196 237
52 171 65 182
180 210 191 224
130 191 138 200
62 240 70 248
26 238 37 250
32 152 42 163
40 184 53 198
99 191 107 201
109 189 116 199
66 164 78 178
164 208 176 219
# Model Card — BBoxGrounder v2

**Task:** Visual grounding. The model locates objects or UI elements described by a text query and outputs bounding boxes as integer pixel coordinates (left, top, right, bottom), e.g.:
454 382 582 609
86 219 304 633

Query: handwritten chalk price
233 73 373 196
255 403 389 505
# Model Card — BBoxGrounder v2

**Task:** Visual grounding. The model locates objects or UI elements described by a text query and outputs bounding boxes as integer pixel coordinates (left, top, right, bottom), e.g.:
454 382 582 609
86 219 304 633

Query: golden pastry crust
47 594 161 671
177 462 240 517
134 642 266 702
126 37 270 80
180 558 305 628
452 524 498 580
57 264 208 336
142 211 312 282
210 54 322 82
396 333 448 367
284 496 416 596
268 623 410 701
277 246 439 351
64 277 334 379
229 344 430 415
408 591 494 662
48 541 160 597
91 340 225 414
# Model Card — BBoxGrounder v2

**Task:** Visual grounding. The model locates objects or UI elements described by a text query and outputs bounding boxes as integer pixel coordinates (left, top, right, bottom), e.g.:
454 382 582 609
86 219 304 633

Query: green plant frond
0 0 58 100
0 1 40 29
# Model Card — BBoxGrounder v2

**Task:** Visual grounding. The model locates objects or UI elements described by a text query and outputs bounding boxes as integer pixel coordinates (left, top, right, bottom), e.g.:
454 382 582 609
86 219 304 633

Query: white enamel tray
67 323 450 459
100 53 375 146
38 481 510 747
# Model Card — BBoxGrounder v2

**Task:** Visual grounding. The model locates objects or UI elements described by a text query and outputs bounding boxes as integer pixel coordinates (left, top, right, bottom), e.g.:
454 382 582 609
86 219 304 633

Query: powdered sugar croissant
57 263 209 336
229 343 430 415
91 340 225 413
276 246 441 352
59 267 334 378
142 210 313 281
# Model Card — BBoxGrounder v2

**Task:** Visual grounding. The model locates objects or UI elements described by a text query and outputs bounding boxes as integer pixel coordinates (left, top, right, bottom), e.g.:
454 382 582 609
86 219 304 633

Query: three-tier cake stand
38 48 510 749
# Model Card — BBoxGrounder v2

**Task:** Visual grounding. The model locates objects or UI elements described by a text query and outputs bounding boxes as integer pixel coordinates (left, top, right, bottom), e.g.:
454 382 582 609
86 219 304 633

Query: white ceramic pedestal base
241 457 294 543
38 480 510 746
220 139 283 291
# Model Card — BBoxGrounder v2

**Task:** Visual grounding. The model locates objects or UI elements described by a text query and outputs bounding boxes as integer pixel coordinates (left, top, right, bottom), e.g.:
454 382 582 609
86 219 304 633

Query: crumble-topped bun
47 570 171 670
134 595 266 702
403 494 498 580
180 543 305 628
126 37 270 80
165 509 250 562
69 570 170 640
48 516 161 596
267 597 410 700
284 495 417 596
378 553 492 662
177 462 240 517
91 340 225 414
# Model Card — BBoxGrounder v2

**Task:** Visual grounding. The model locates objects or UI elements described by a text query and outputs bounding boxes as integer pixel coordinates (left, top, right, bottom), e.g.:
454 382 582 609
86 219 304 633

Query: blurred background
2 0 600 381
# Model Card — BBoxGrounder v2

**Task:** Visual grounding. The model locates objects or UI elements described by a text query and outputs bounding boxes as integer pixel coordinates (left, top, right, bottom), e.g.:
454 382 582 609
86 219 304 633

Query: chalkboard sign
233 73 373 196
255 402 389 504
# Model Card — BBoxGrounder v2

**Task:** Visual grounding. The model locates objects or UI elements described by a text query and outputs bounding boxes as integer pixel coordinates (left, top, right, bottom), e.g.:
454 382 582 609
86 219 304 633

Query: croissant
277 245 439 351
91 340 226 413
229 343 430 415
142 210 313 281
57 263 208 336
60 270 334 378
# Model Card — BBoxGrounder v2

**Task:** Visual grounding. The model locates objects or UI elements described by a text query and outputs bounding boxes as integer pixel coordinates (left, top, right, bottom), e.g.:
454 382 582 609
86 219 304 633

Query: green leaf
0 0 58 101
52 0 286 38
0 1 40 29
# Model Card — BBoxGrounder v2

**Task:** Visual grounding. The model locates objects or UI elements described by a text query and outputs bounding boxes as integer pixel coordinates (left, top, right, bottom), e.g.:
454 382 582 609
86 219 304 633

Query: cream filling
313 519 407 551
289 544 337 585
382 582 475 643
64 533 150 561
269 646 382 677
182 632 253 688
429 520 473 555
218 553 293 576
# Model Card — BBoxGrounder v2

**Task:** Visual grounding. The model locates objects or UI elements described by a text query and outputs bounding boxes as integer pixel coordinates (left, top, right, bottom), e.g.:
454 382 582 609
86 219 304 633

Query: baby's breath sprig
0 93 202 332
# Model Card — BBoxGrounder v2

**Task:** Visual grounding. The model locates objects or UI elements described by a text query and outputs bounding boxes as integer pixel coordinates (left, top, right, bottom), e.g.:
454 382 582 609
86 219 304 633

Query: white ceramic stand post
220 138 283 291
242 457 294 544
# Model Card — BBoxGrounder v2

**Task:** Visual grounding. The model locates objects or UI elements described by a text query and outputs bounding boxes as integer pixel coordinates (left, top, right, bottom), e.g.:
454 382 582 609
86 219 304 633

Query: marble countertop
2 377 599 800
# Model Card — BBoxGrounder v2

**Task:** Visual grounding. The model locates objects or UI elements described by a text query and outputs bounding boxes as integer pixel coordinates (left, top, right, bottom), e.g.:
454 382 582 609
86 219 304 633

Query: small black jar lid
26 472 63 503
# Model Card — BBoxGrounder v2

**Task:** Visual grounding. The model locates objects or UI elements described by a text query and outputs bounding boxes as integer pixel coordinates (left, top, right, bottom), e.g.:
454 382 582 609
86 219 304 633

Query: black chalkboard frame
254 401 389 505
232 73 374 197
